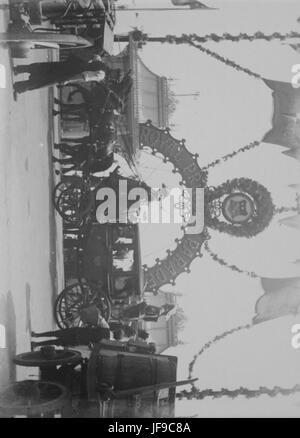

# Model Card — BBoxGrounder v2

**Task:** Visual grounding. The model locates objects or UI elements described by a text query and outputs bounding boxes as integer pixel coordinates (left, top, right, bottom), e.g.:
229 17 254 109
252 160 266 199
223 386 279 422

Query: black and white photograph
0 0 300 420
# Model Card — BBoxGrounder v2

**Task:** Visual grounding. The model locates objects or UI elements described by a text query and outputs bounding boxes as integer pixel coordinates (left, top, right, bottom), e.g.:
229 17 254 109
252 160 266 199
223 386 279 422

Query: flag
253 277 300 324
262 79 300 149
171 0 211 8
279 214 300 230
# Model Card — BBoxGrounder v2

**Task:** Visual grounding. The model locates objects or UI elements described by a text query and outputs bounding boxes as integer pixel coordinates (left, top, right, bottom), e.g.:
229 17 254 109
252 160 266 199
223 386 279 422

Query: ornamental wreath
204 178 275 238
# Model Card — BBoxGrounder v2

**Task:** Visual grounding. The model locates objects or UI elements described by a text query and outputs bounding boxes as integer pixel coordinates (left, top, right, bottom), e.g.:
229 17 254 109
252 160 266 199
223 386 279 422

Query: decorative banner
264 79 300 115
265 114 300 149
253 277 300 324
262 79 300 149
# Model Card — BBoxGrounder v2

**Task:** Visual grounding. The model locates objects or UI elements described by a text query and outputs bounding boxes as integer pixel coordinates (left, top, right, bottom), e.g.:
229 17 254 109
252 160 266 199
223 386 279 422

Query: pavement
0 6 64 389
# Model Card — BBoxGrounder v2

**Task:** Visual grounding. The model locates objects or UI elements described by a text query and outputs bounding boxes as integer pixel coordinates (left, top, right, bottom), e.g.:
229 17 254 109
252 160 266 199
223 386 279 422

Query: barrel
95 349 177 391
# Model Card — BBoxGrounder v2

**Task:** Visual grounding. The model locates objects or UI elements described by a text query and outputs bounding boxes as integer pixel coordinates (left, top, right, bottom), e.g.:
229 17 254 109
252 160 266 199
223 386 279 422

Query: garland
177 384 300 400
188 41 262 79
185 31 300 43
130 30 300 45
184 321 300 402
188 324 252 379
203 140 261 171
129 30 300 80
205 178 275 238
204 242 259 278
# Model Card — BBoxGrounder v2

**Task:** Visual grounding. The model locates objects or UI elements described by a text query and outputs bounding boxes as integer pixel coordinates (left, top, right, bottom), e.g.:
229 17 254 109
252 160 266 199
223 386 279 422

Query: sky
114 0 300 416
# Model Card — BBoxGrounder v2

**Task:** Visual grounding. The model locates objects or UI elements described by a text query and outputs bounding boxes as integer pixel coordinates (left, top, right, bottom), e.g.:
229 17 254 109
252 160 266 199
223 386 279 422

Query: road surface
0 6 64 390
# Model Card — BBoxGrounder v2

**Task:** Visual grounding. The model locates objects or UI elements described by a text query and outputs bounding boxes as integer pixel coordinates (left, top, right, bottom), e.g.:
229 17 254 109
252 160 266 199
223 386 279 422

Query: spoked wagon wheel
13 349 82 368
54 281 111 329
0 380 67 418
52 180 93 225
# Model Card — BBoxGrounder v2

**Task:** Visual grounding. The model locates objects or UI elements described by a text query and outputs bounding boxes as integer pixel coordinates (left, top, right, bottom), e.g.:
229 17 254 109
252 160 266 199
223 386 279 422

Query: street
0 7 64 389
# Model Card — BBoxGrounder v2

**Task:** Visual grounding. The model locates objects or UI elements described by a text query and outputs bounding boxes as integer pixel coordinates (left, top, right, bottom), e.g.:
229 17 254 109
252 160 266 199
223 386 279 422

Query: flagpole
116 7 218 11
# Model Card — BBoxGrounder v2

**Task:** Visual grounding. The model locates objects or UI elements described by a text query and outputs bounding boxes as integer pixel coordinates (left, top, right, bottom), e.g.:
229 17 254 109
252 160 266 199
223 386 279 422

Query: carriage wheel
13 349 82 368
52 180 93 225
54 281 111 329
0 380 67 417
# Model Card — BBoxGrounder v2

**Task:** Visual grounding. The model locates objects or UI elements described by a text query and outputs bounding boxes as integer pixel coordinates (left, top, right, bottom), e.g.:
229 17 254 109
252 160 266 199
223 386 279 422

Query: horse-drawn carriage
52 165 154 329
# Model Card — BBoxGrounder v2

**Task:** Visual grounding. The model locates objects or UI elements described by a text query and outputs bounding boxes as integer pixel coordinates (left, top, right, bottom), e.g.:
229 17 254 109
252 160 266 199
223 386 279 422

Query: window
112 248 134 272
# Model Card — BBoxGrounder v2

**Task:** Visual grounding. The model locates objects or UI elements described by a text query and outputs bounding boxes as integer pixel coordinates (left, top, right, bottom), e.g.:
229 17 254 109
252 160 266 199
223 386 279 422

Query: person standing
13 54 107 94
30 326 110 348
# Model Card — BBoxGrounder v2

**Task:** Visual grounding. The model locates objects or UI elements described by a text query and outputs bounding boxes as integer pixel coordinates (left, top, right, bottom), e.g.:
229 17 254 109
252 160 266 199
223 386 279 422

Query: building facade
142 291 178 354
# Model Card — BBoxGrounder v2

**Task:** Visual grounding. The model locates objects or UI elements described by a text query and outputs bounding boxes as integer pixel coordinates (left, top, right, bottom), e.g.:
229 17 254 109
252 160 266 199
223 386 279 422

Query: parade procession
1 0 300 419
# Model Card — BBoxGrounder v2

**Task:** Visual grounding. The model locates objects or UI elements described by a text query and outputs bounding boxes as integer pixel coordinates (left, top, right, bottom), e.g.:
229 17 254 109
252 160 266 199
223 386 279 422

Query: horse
54 72 133 127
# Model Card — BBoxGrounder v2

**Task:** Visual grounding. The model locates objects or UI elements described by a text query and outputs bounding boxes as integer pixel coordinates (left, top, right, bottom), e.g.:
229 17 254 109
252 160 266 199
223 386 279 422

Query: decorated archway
139 121 208 293
139 122 275 293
